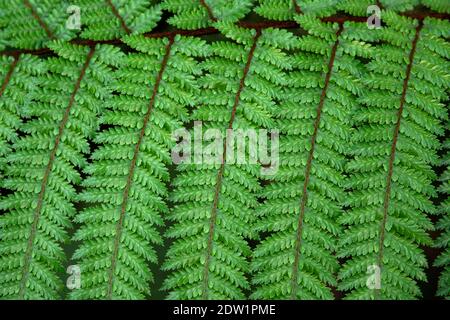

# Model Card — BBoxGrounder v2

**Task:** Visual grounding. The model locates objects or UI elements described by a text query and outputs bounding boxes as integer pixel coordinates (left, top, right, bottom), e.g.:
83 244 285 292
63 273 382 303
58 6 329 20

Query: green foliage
74 0 162 40
254 0 297 20
422 0 450 13
254 0 445 19
0 42 122 299
162 0 253 29
381 0 420 12
338 14 449 300
251 15 370 300
254 0 340 20
435 134 449 299
70 35 208 300
162 24 294 299
0 0 449 301
0 54 45 177
0 0 76 49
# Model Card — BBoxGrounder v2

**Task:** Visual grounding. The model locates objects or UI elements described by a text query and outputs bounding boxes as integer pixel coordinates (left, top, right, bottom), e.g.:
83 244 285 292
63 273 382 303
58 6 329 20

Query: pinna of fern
254 0 444 20
421 0 450 13
162 23 295 299
254 0 379 20
70 34 209 300
435 133 449 299
250 15 371 300
254 0 339 20
73 0 162 40
0 0 77 49
0 42 123 299
0 54 45 177
338 13 449 300
162 0 253 30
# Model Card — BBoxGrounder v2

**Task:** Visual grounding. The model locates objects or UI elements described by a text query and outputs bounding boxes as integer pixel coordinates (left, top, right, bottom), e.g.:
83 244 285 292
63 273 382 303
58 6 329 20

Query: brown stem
0 55 20 98
105 36 175 299
106 0 132 34
375 20 424 300
290 24 344 300
292 0 302 14
23 0 54 39
201 29 262 300
18 46 96 298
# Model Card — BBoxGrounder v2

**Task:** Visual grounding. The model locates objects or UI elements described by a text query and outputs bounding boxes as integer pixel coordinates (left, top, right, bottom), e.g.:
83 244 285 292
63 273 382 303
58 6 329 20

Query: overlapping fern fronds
162 0 253 29
70 35 209 300
73 0 162 40
0 54 45 176
162 23 295 299
435 133 449 299
251 15 372 300
0 0 448 302
338 13 449 300
0 0 77 49
0 42 122 299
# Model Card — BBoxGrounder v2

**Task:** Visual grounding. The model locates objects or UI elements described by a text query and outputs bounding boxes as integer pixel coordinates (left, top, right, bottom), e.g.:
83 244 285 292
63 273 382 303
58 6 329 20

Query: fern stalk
202 29 261 300
18 47 96 298
106 36 174 299
290 23 343 299
374 19 423 300
339 13 449 299
71 35 208 299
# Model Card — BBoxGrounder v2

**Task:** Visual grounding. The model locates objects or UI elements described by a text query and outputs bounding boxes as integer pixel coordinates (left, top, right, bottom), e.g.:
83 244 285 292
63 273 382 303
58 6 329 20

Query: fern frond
162 0 253 29
380 0 420 12
254 0 298 20
422 0 450 13
250 16 370 300
338 13 449 300
0 54 44 177
0 42 122 299
435 134 449 299
70 35 209 300
0 0 76 49
74 0 162 40
162 24 293 299
255 0 342 20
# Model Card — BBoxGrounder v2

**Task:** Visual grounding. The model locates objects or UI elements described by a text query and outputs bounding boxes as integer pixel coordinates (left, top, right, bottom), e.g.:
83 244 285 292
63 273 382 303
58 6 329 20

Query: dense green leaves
162 25 293 299
163 0 253 29
0 1 448 301
74 0 162 40
0 0 77 49
251 16 369 300
0 54 45 177
435 133 449 299
70 35 208 299
338 14 449 300
0 42 122 299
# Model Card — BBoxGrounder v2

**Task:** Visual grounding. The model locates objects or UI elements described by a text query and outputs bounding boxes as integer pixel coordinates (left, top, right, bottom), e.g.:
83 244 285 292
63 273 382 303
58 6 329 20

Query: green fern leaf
70 35 209 300
74 0 162 40
162 0 253 30
251 16 369 300
0 42 122 299
0 54 44 177
338 13 449 300
162 25 293 299
0 0 77 49
435 133 449 299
